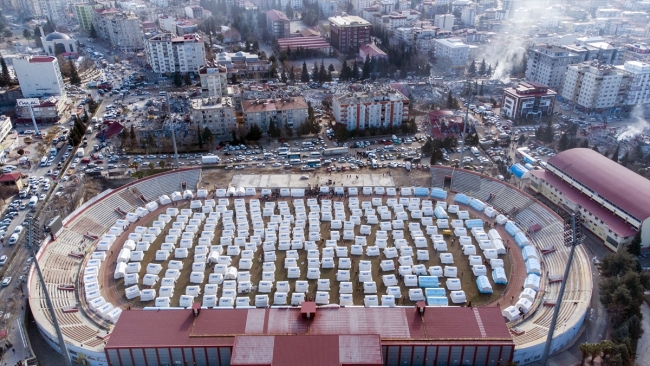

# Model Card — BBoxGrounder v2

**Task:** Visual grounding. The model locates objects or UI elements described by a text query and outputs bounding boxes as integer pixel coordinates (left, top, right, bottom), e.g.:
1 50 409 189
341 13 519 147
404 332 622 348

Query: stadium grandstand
28 168 591 366
529 148 650 252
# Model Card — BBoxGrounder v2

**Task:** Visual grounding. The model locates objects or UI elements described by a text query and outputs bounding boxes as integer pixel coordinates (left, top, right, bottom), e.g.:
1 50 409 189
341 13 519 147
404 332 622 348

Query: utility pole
165 92 180 168
458 79 473 169
540 213 583 365
27 216 72 366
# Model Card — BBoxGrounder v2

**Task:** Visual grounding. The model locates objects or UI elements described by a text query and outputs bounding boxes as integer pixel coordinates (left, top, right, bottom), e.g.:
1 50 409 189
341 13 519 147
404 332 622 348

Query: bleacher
29 169 202 352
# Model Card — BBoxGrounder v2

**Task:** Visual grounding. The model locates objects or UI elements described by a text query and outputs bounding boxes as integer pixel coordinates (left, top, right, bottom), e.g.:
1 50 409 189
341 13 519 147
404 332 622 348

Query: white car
234 165 244 170
272 162 282 167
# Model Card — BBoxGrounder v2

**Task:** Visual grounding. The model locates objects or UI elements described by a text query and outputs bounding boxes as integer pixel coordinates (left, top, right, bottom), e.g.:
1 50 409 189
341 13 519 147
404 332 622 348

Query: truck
322 147 349 156
29 196 38 208
471 147 480 157
76 148 84 157
201 155 220 164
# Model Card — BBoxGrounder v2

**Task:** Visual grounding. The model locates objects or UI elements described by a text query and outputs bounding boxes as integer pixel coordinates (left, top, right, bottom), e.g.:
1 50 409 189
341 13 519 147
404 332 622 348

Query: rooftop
267 9 290 22
334 85 409 105
27 56 56 63
504 81 557 97
242 96 308 113
359 43 387 58
190 97 234 110
277 37 332 50
328 15 371 27
0 172 21 182
547 148 650 221
531 170 639 237
105 306 512 349
434 38 469 48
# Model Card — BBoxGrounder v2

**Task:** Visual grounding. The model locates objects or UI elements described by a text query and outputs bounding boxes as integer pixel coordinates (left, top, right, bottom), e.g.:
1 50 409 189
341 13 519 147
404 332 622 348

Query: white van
29 196 38 208
310 151 322 158
8 233 19 245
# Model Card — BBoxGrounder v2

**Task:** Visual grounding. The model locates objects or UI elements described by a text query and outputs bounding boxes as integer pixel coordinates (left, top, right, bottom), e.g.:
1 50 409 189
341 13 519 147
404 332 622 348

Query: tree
429 138 443 165
621 151 629 166
159 160 166 170
197 126 203 149
0 53 9 86
69 60 81 85
446 90 453 109
202 127 215 149
281 69 287 83
22 28 32 40
340 60 351 81
231 74 237 84
289 66 296 82
318 62 327 83
468 59 476 76
611 144 620 162
89 24 98 39
301 61 309 82
130 124 137 147
558 133 569 151
587 343 602 363
351 60 360 79
518 134 526 145
173 71 182 87
627 230 642 257
487 64 492 76
479 58 486 75
285 3 294 18
362 55 371 79
579 343 590 365
184 72 192 86
246 124 263 141
478 81 484 96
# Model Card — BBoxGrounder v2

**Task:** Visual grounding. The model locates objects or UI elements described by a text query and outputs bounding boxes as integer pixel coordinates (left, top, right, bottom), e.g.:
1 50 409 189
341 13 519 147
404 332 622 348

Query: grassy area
112 197 510 307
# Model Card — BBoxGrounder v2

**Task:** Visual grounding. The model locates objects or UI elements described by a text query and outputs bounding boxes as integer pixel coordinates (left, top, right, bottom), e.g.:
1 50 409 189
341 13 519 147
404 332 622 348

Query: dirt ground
105 170 509 308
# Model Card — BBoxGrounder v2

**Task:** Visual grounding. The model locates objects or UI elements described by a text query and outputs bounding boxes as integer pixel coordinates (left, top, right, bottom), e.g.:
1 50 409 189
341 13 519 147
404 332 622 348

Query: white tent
155 297 170 308
469 256 482 266
386 287 402 299
444 266 458 277
446 278 462 290
520 288 537 302
140 289 156 301
472 265 487 276
114 263 126 279
462 245 477 256
428 266 443 277
440 253 454 264
516 298 533 314
524 274 541 291
502 306 521 322
125 285 141 300
450 291 467 304
124 273 139 286
143 274 159 286
490 259 504 268
203 295 217 308
381 295 396 307
409 289 425 301
476 275 493 294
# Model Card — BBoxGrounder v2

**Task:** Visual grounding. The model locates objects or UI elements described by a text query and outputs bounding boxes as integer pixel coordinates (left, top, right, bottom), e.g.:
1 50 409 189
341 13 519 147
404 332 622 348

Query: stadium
27 167 592 366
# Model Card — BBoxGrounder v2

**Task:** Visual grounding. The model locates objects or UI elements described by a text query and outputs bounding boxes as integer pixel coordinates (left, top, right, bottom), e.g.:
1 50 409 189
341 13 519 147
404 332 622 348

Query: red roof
106 307 512 349
531 169 639 237
266 9 289 22
547 148 650 221
0 172 21 182
230 335 383 366
359 43 387 58
29 56 56 63
277 37 331 50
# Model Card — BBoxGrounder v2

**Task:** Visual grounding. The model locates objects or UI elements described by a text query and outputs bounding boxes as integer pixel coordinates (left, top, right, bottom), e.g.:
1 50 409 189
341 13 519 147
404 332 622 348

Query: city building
158 15 178 33
358 43 388 60
176 21 199 35
40 30 77 56
266 10 291 39
184 5 203 18
525 44 582 91
0 115 12 143
73 3 106 33
332 85 410 130
620 43 650 64
318 0 337 17
0 172 23 194
144 33 206 74
530 148 650 251
501 81 557 120
329 15 371 53
214 51 272 79
277 36 333 56
104 306 514 366
199 62 228 97
242 96 308 132
433 38 469 68
434 13 455 31
189 97 237 137
461 6 476 26
615 61 650 105
13 56 65 99
15 96 66 123
92 9 145 51
561 61 627 112
428 110 475 139
279 0 302 8
353 0 371 12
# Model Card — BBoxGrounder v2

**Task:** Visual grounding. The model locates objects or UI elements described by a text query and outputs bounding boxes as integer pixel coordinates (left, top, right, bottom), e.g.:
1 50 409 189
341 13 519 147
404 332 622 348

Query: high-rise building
615 61 650 106
461 6 476 26
199 62 228 97
242 97 309 132
13 56 66 99
93 9 144 51
434 14 455 31
433 38 469 68
561 61 627 111
73 3 105 33
329 15 371 53
266 10 291 39
144 33 206 74
525 44 582 91
501 81 557 120
189 97 237 137
332 85 409 131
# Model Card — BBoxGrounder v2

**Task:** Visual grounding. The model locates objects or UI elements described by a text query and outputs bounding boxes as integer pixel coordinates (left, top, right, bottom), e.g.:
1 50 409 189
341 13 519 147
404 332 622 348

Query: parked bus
305 159 321 168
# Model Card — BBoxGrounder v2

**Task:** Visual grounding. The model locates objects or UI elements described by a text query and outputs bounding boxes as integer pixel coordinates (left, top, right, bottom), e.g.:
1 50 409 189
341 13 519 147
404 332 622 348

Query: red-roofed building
104 307 513 366
277 36 333 56
266 10 290 39
530 148 650 251
358 43 388 61
0 172 23 193
501 81 557 120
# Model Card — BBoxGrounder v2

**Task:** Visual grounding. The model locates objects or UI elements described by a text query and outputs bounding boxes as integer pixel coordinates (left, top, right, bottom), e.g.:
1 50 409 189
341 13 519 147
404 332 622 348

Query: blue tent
510 163 530 179
455 193 470 205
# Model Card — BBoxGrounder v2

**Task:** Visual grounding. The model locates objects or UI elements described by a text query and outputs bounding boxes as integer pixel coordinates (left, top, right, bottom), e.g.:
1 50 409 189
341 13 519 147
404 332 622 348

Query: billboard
16 98 40 107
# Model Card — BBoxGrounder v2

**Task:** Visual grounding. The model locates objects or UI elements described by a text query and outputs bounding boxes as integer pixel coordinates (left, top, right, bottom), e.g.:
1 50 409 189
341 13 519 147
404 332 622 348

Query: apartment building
434 14 455 31
242 97 309 132
332 86 409 131
13 56 65 98
318 0 337 17
189 97 237 137
144 33 205 74
15 96 66 123
620 43 650 64
461 6 476 26
561 61 627 111
433 38 469 68
199 62 228 97
525 44 582 91
501 81 557 120
73 3 106 33
353 0 372 12
93 9 144 51
615 61 650 105
266 10 291 39
329 15 371 53
215 51 272 79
